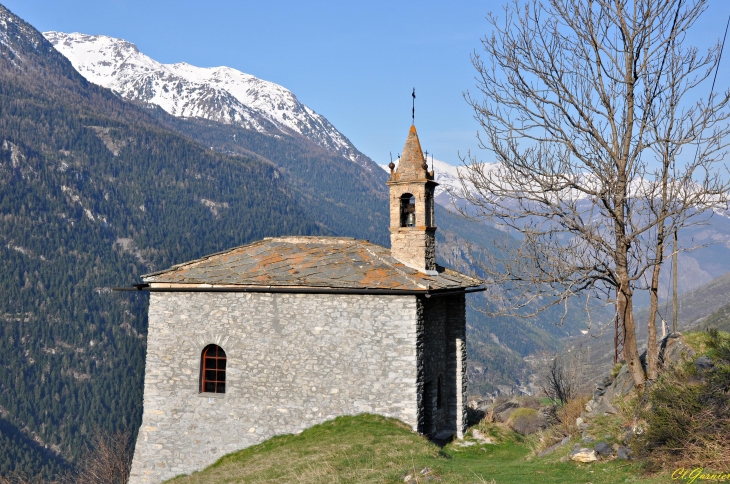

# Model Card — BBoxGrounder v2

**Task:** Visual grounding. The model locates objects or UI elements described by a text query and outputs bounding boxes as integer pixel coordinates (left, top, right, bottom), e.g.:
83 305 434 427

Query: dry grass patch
633 330 730 473
468 420 520 445
526 426 563 457
555 395 590 435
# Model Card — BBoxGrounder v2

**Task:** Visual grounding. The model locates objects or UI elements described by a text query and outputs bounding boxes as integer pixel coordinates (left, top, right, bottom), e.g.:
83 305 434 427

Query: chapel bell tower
387 125 438 273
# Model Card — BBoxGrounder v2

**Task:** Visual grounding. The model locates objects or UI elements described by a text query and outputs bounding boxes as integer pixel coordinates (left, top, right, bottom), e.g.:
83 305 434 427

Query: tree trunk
615 205 646 388
648 137 671 381
646 256 662 381
617 279 645 388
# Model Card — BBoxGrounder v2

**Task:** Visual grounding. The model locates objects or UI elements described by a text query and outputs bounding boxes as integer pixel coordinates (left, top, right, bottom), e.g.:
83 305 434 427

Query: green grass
165 414 669 483
683 329 730 358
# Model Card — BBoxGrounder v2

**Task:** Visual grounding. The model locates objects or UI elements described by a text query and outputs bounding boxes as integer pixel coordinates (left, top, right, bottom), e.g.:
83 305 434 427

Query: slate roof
389 125 434 182
142 236 481 292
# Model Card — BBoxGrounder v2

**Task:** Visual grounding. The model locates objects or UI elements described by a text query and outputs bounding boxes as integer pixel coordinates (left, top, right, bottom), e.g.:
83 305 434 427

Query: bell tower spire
386 124 438 273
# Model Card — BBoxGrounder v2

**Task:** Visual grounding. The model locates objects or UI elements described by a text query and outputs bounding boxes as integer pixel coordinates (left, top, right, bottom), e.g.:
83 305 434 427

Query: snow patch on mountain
43 31 373 169
380 158 485 198
0 12 8 47
382 159 730 223
0 9 23 65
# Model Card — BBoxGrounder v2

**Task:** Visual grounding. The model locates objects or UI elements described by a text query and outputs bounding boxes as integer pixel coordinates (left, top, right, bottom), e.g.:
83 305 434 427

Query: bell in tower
401 194 416 227
387 125 438 273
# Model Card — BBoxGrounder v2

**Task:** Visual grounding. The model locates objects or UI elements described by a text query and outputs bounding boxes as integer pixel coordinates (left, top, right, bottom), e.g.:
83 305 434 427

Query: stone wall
129 292 420 483
387 181 437 271
390 228 436 271
419 295 467 438
448 295 468 438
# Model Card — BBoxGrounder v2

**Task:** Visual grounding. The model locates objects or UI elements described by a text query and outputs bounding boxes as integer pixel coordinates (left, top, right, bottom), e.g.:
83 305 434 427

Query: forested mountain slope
0 4 319 478
155 115 391 246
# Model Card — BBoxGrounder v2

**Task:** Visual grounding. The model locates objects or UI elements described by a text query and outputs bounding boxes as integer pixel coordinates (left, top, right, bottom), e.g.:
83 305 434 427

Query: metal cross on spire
412 88 416 125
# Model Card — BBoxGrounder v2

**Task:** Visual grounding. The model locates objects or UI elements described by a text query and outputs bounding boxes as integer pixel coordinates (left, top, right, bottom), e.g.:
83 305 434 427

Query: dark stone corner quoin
119 124 484 484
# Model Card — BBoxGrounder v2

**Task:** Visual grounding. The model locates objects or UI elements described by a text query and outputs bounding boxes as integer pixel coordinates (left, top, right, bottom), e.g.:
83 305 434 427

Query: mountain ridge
43 31 379 173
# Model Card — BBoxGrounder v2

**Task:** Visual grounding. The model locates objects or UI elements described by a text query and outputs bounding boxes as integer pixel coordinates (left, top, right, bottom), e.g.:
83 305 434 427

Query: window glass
200 344 227 394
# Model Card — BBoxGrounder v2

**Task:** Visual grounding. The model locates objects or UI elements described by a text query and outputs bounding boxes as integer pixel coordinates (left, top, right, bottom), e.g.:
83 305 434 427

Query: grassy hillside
698 301 730 332
165 414 661 484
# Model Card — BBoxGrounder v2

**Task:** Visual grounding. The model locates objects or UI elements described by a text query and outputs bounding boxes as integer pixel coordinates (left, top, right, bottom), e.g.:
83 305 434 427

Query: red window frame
200 344 226 394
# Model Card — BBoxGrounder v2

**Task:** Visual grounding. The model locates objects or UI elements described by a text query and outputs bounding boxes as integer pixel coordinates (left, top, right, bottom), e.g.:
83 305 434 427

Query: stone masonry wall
390 229 436 271
129 292 420 483
446 295 467 438
388 181 436 271
419 295 467 438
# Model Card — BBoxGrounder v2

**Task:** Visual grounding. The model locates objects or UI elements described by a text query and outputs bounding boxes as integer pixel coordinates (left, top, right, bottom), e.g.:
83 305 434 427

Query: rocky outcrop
585 333 695 418
493 400 520 422
569 446 598 463
537 436 570 457
593 441 613 457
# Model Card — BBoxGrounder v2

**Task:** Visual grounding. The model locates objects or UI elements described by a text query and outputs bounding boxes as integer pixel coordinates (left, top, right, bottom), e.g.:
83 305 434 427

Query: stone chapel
128 125 483 483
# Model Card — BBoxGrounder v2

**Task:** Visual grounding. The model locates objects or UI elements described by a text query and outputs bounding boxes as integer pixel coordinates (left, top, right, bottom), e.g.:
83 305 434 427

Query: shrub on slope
635 329 730 472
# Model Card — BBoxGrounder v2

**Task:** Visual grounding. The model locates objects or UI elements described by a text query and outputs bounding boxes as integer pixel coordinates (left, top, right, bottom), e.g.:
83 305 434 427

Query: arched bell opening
400 193 416 227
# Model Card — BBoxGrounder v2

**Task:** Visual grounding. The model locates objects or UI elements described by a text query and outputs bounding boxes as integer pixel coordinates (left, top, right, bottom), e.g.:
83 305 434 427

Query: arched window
400 193 416 227
200 344 226 394
436 373 443 410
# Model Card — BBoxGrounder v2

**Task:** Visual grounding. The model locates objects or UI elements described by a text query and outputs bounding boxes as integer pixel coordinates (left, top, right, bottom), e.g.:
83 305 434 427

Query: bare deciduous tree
66 430 133 484
0 430 133 484
460 0 730 388
0 474 57 484
539 354 576 405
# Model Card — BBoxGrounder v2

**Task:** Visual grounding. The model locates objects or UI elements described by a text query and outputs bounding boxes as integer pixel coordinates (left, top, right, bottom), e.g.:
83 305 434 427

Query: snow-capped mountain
44 31 373 169
380 158 483 203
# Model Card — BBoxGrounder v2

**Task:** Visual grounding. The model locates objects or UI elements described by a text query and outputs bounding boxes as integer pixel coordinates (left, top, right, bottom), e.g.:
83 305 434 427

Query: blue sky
5 1 730 167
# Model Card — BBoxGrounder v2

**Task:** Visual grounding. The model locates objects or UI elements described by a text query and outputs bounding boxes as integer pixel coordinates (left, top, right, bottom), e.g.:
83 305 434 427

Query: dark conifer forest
0 5 322 477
